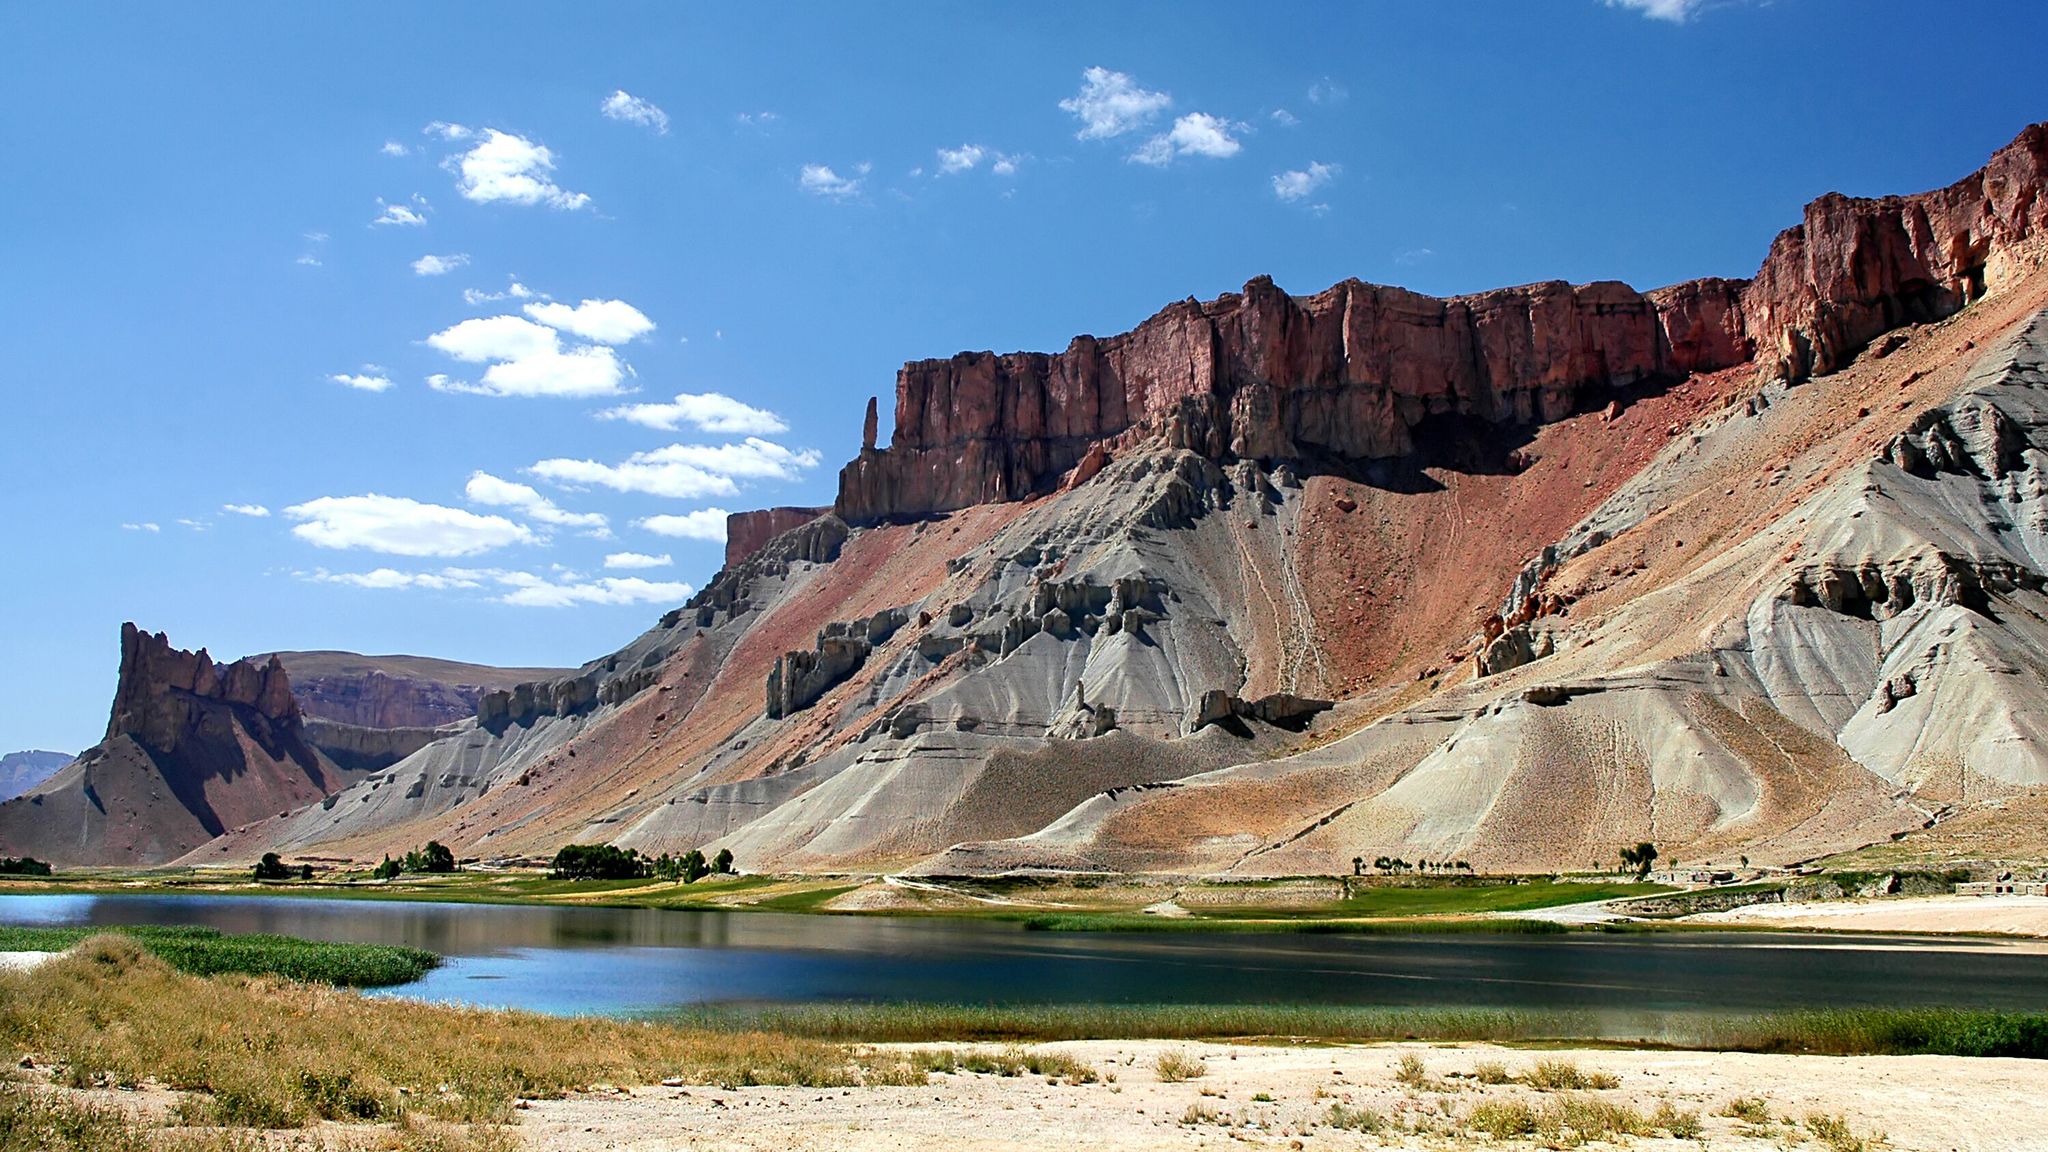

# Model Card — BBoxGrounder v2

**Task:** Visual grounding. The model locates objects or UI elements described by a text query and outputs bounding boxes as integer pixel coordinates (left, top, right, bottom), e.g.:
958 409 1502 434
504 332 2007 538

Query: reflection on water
4 893 2044 1018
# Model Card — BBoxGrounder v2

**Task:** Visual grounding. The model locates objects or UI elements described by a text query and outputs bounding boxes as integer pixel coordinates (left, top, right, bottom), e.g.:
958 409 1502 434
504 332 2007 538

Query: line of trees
1354 856 1474 876
253 852 313 881
550 843 735 882
0 856 51 876
372 841 458 880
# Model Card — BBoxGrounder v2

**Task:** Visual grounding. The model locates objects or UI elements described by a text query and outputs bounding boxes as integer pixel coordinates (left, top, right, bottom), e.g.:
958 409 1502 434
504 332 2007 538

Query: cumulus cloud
1130 113 1243 166
412 253 470 276
424 315 628 398
449 129 590 210
799 163 867 199
284 494 536 557
598 391 787 434
221 503 270 517
600 90 669 134
522 298 654 344
496 572 694 608
121 522 160 533
463 471 609 535
424 121 472 141
308 567 482 591
329 371 395 392
532 439 818 500
1272 161 1339 202
373 197 428 226
1606 0 1708 19
381 140 411 157
637 510 729 541
603 551 672 569
1059 67 1171 139
937 144 986 174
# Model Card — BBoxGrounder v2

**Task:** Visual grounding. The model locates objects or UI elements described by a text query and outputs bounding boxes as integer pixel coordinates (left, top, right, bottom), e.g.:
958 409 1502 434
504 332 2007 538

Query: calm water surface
4 893 2043 1018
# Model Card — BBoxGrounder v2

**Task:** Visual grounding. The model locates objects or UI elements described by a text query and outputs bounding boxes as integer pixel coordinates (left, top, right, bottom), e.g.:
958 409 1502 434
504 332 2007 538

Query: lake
4 893 2044 1018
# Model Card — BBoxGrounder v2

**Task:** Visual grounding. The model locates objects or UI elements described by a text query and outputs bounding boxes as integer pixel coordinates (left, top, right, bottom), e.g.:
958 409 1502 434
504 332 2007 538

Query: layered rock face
726 507 831 568
0 625 367 865
266 651 575 729
838 124 2048 525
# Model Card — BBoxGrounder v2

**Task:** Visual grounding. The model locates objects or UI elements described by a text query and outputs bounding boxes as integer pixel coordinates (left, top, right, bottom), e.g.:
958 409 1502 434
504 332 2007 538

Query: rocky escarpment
726 506 830 568
837 124 2048 526
0 625 369 865
265 651 574 729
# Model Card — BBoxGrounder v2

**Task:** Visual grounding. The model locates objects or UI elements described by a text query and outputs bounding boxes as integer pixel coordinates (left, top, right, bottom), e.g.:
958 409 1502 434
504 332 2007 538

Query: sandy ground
1684 894 2048 936
0 950 57 972
517 1040 2039 1151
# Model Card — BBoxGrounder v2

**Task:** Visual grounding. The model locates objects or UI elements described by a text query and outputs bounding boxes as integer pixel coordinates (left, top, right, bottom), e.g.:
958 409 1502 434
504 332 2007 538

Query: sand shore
518 1039 2037 1151
1683 894 2048 936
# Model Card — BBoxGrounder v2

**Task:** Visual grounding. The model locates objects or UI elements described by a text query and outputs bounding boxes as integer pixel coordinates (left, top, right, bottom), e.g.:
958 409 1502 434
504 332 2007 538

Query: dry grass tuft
1522 1058 1619 1091
1153 1049 1207 1083
1472 1059 1511 1085
1806 1112 1880 1152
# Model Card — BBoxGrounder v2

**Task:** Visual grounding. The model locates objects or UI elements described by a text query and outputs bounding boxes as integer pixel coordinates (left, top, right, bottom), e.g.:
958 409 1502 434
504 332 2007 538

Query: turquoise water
4 892 2043 1017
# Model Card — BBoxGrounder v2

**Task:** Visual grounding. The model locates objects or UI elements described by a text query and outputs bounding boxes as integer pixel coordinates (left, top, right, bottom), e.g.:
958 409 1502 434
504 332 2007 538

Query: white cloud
991 153 1021 177
121 522 160 533
1272 161 1339 202
799 163 866 199
937 144 986 174
221 503 270 517
373 198 428 227
463 471 609 534
464 279 539 305
637 510 729 542
1131 113 1243 166
1270 109 1299 127
305 566 486 591
497 573 694 609
598 391 788 434
430 315 561 362
297 231 328 266
1307 78 1348 105
449 129 590 210
424 121 472 141
284 494 536 557
736 111 780 128
604 551 672 569
176 518 209 531
1059 67 1171 140
532 439 818 500
1606 0 1708 19
423 314 628 398
329 372 395 392
1393 247 1436 266
522 298 654 344
296 254 323 267
601 90 669 134
381 140 411 157
412 253 470 276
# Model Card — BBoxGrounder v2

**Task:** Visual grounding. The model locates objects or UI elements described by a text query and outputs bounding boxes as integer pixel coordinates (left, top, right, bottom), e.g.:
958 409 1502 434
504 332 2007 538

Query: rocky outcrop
836 124 2048 526
765 609 908 719
1746 123 2048 383
725 506 831 568
265 652 576 729
0 625 367 866
301 717 452 775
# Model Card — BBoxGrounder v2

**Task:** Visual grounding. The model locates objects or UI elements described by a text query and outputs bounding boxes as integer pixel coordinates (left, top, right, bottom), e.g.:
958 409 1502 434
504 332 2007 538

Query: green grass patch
1311 879 1673 918
0 924 437 987
655 1001 2048 1057
1018 912 1576 934
746 883 865 912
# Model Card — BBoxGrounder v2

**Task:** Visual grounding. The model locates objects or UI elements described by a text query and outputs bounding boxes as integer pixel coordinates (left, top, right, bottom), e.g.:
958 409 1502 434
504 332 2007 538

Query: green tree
373 856 401 881
1619 841 1660 880
712 848 734 875
253 852 292 881
681 849 708 882
422 841 457 874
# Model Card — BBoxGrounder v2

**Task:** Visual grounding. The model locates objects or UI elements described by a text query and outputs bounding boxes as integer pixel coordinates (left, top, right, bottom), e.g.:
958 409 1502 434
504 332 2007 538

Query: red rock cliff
726 507 831 568
835 123 2048 525
109 622 300 751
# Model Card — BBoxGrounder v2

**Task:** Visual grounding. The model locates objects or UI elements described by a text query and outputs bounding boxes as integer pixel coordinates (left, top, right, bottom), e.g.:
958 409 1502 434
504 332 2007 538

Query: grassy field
0 924 437 987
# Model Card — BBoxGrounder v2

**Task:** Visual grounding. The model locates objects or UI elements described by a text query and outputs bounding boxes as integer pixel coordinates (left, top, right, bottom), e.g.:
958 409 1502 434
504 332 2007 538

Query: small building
1957 880 2048 897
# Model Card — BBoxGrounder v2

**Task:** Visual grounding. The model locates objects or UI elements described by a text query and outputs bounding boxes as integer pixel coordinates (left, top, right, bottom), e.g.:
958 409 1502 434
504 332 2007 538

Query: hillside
260 651 573 730
0 751 71 804
170 122 2048 876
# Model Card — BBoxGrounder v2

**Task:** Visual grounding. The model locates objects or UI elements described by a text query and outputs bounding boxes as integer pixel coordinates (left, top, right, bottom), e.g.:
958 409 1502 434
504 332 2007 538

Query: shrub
1324 1103 1384 1131
1721 1096 1774 1126
0 856 51 877
1806 1113 1876 1152
1468 1100 1539 1138
1473 1059 1510 1085
1154 1049 1207 1082
1395 1053 1429 1086
1653 1100 1702 1138
1523 1058 1618 1090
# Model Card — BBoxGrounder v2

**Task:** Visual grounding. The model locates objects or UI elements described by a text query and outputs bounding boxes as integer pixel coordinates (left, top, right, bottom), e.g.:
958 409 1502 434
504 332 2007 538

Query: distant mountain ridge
259 650 573 729
0 751 71 804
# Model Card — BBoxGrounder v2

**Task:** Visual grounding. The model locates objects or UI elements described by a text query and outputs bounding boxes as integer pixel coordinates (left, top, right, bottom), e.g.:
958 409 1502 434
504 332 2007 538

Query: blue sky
4 0 2045 753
